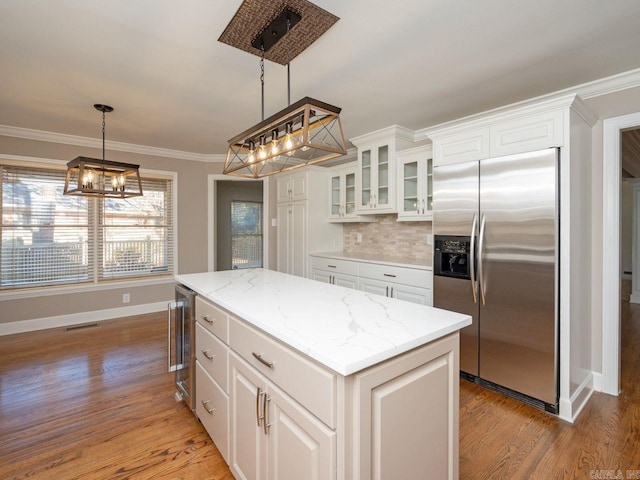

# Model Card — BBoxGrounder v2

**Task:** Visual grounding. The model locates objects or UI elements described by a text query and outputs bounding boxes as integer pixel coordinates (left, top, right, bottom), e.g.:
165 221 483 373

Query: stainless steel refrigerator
433 148 559 413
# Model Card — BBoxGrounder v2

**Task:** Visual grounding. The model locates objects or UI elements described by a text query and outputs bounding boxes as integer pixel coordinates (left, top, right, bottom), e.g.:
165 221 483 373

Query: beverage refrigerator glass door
168 284 196 410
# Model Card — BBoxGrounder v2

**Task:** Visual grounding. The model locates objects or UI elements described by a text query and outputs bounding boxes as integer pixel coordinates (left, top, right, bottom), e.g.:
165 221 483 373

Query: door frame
601 111 640 395
208 175 269 272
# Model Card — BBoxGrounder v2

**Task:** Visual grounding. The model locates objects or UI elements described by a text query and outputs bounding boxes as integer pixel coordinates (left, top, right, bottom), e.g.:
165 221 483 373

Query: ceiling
2 0 640 157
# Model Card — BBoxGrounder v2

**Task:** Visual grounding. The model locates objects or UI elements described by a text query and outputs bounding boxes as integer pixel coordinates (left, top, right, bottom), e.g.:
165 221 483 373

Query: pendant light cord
260 43 265 121
101 109 106 161
286 17 291 106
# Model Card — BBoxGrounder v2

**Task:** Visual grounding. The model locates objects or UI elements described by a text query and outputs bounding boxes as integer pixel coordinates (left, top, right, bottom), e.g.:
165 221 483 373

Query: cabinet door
276 177 291 203
312 269 332 285
267 384 336 480
229 353 268 480
344 171 357 216
375 144 391 209
391 283 432 306
289 173 307 201
289 202 307 277
333 272 358 289
358 277 390 297
329 173 342 219
359 148 373 210
276 204 290 274
399 157 420 217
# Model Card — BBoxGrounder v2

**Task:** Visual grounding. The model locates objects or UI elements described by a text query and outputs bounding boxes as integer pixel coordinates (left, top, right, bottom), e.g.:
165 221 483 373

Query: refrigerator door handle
469 213 478 304
478 213 487 305
167 301 178 372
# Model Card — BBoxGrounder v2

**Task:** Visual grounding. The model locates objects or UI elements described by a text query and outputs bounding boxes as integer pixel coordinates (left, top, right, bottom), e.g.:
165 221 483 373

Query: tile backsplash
343 215 432 263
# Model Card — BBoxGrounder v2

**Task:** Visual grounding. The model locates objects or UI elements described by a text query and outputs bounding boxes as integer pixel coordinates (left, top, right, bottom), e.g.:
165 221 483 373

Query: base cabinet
229 352 336 480
195 295 459 480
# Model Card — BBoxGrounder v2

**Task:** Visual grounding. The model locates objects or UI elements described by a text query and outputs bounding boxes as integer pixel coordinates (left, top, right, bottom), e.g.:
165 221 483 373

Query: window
0 163 174 290
231 201 263 269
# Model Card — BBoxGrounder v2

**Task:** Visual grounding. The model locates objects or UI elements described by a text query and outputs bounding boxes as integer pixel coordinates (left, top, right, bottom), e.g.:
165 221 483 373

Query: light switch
356 233 362 243
271 218 277 227
427 234 433 245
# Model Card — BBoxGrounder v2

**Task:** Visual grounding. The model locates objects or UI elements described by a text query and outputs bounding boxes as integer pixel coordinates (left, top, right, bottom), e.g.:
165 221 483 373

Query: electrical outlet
357 233 362 243
271 218 277 227
427 234 433 245
122 293 130 304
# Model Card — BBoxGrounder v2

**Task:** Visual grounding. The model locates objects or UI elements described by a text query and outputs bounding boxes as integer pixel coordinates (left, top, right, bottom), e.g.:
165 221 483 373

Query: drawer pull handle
263 394 271 435
201 400 216 415
202 315 213 324
327 265 337 268
252 352 274 369
383 273 397 278
201 349 215 360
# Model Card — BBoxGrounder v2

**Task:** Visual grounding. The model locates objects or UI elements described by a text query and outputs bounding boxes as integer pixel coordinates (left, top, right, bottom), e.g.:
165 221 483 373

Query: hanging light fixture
219 1 347 179
63 104 143 198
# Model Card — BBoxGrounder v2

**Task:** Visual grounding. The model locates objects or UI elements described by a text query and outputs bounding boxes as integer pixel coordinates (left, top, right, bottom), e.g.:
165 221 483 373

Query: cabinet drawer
228 316 337 429
196 322 229 393
195 361 229 463
195 296 229 342
358 263 432 288
311 256 359 275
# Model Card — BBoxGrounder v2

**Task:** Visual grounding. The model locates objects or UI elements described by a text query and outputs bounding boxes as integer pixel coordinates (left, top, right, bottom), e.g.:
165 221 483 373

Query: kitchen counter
176 268 468 376
311 251 432 270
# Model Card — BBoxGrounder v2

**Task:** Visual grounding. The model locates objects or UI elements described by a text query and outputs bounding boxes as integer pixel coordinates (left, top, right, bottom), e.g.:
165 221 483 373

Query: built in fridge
433 148 559 413
168 284 196 410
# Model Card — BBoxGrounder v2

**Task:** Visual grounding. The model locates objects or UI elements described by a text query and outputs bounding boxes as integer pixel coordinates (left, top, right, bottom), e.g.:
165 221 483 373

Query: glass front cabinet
352 126 415 215
329 164 374 223
396 145 433 221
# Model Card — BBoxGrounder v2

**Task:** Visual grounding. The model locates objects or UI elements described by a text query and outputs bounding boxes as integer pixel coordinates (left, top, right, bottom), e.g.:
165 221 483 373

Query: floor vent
64 323 99 332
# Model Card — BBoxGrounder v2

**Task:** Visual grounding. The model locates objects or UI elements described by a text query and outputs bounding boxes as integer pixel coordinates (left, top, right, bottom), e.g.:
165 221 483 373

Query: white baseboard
0 301 169 336
592 371 603 392
558 372 594 423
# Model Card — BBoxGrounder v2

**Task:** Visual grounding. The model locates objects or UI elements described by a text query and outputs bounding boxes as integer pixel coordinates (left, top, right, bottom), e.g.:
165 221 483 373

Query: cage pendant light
221 2 347 179
63 104 143 198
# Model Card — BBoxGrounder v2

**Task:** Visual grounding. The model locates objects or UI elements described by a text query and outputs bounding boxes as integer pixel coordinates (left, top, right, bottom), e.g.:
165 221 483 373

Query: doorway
602 112 640 395
208 176 269 272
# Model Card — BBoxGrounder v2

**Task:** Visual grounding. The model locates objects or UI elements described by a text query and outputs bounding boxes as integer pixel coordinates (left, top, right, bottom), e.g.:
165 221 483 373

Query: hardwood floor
1 288 638 479
0 313 233 480
459 281 640 479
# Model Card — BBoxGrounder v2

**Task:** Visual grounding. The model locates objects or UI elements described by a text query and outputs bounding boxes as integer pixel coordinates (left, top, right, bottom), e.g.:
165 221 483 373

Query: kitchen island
176 268 471 480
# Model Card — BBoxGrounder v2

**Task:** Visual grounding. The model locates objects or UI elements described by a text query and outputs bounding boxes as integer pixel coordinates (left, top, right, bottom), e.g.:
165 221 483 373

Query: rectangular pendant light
63 156 143 198
223 97 347 178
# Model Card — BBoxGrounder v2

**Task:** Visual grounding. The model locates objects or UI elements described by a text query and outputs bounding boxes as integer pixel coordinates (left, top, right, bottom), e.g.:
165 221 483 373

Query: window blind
0 163 174 289
98 177 174 280
1 164 92 288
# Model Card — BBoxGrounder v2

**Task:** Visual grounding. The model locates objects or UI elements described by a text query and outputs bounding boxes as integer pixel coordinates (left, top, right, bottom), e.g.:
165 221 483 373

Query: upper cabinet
276 172 307 203
396 145 433 221
328 164 375 223
351 126 415 215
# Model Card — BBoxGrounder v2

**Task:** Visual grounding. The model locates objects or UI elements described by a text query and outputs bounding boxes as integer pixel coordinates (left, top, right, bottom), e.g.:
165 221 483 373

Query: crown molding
415 67 640 142
0 124 226 163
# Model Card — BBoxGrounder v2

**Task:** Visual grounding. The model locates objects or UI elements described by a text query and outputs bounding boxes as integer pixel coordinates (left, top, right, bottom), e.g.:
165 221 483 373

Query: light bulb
246 139 256 163
284 122 294 156
258 135 267 160
111 176 118 190
270 128 279 155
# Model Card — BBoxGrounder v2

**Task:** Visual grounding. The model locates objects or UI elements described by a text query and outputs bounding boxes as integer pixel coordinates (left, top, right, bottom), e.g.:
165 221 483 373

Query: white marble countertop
311 251 432 270
176 269 469 376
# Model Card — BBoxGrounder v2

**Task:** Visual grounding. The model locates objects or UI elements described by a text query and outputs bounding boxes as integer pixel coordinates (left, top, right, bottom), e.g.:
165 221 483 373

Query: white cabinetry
194 297 230 463
311 256 359 289
358 262 433 306
352 126 414 214
229 352 336 480
276 168 342 278
311 254 433 306
192 292 460 480
397 145 433 221
328 164 375 223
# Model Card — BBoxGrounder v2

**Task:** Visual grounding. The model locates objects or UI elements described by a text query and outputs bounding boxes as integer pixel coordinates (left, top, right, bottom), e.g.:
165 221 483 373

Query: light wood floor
1 288 638 479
